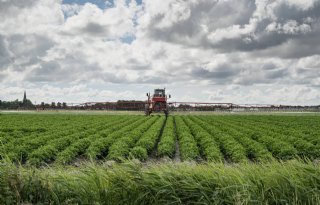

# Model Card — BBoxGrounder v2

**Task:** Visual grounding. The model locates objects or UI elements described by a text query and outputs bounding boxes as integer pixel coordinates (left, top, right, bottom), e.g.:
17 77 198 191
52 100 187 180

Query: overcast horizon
1 0 320 105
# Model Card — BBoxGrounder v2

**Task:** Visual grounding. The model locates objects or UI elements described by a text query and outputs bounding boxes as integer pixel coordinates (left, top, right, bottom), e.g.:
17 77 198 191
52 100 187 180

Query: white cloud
266 20 312 34
0 0 320 105
61 1 139 39
0 0 64 35
283 0 317 10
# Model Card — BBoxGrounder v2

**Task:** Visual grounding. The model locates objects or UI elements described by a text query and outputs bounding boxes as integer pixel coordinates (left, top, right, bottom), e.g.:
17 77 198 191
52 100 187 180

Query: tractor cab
145 88 171 116
153 89 165 97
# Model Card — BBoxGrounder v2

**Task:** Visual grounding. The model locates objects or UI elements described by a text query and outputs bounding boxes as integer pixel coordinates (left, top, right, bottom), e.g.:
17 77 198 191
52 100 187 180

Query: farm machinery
145 88 171 116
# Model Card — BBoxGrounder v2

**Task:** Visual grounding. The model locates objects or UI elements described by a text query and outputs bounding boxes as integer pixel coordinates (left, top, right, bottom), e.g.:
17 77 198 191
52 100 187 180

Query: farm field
1 112 320 204
1 113 320 164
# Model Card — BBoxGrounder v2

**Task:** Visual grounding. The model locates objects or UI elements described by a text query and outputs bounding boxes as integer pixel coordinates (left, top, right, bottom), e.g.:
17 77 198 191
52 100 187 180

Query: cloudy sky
0 0 320 105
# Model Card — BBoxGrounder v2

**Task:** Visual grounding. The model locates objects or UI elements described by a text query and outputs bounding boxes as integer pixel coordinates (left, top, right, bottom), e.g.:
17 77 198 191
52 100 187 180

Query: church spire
23 90 27 104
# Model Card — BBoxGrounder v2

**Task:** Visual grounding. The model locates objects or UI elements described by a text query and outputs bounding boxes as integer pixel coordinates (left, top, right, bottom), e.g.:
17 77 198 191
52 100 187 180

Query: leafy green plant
129 146 148 161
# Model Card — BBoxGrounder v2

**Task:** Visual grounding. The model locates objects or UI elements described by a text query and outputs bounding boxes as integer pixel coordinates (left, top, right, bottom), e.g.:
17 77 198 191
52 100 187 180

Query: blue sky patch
63 0 141 9
62 0 112 9
120 35 136 44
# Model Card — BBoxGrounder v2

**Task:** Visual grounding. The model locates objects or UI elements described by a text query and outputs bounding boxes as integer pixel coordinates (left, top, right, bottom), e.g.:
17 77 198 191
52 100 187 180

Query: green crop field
1 112 320 204
1 113 320 164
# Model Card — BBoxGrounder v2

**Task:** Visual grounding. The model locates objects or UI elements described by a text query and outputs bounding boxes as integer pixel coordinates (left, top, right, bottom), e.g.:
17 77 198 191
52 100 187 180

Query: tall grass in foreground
1 160 320 204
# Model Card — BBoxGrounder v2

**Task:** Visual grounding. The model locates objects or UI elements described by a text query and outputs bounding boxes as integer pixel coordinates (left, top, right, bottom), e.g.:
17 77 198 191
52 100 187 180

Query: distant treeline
0 100 69 110
79 100 146 111
0 99 34 109
38 102 68 109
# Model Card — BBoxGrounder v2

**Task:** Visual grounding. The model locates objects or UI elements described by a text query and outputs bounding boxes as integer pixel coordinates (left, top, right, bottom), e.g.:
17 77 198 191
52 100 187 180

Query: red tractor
145 88 171 116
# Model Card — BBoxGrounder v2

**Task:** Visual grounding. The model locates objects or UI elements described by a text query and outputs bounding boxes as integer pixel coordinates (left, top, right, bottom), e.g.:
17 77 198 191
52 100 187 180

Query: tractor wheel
145 109 150 116
145 104 150 116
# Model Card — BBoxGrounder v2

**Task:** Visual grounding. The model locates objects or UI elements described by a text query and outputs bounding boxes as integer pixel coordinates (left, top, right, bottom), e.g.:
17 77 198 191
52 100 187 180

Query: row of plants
44 116 145 165
1 115 138 165
85 116 147 159
107 116 161 161
55 116 131 164
55 137 92 164
182 117 223 162
219 115 320 146
1 117 106 162
174 116 199 161
189 116 247 163
203 116 298 160
226 116 320 158
4 129 74 162
0 114 124 156
206 116 314 159
2 114 167 164
157 116 176 158
130 116 166 161
197 117 273 161
27 123 105 166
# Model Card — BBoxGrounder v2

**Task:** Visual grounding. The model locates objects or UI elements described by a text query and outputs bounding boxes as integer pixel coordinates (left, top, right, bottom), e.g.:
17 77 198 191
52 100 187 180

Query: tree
24 99 34 108
40 102 45 110
62 102 67 109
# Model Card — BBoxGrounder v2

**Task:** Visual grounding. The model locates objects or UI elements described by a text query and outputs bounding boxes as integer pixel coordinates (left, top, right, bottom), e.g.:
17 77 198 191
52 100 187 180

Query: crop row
201 116 320 159
175 116 199 160
106 116 161 161
193 116 273 161
83 116 148 159
130 116 166 161
182 117 222 162
55 117 135 164
157 116 175 158
226 116 320 157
